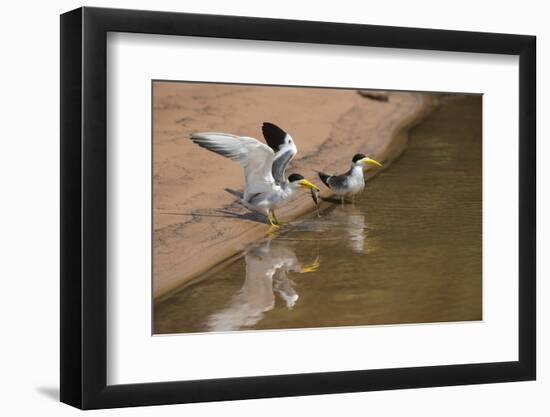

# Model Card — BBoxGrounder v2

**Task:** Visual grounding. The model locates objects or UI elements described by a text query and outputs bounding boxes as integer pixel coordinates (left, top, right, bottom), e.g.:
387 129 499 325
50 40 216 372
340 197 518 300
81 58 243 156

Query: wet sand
155 95 482 334
153 82 438 298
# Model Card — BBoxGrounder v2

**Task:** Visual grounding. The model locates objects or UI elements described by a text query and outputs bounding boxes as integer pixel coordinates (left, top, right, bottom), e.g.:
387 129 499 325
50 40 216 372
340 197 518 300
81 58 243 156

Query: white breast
347 166 365 195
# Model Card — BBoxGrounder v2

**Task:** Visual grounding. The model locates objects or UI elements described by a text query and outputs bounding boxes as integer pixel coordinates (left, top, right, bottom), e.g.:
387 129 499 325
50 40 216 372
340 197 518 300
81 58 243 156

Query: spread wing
271 149 296 185
261 122 297 184
190 132 275 195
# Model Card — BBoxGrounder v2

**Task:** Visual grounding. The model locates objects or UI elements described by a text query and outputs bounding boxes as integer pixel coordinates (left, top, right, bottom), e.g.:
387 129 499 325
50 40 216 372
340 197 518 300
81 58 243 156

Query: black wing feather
262 122 287 152
318 172 332 188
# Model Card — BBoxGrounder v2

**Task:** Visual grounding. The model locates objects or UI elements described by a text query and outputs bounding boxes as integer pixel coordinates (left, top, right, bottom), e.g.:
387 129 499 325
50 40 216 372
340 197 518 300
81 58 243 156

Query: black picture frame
60 6 536 410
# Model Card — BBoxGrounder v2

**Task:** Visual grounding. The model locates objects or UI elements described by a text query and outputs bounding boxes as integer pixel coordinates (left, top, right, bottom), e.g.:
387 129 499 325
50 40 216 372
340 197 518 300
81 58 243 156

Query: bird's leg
341 196 345 206
351 195 355 204
267 210 279 228
267 211 275 226
271 210 281 226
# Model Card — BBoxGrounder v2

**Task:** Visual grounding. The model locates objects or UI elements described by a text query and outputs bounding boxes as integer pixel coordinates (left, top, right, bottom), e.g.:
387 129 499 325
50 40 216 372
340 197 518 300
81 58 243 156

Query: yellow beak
361 157 383 167
299 179 321 191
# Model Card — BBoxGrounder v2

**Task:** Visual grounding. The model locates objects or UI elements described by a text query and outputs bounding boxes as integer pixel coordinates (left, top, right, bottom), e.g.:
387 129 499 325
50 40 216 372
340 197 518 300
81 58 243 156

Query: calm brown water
154 95 482 334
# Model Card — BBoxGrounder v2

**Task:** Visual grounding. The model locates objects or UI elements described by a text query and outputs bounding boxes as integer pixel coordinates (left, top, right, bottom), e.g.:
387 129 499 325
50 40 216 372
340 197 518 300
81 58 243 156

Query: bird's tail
224 188 243 199
317 172 331 188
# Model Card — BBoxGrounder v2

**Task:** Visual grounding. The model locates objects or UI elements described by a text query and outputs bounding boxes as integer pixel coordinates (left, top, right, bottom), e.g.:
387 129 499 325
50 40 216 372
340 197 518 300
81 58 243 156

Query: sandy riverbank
153 82 439 299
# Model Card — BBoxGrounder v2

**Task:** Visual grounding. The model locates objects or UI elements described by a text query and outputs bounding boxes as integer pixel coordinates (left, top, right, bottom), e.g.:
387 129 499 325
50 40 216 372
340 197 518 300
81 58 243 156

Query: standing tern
190 122 320 227
318 153 382 204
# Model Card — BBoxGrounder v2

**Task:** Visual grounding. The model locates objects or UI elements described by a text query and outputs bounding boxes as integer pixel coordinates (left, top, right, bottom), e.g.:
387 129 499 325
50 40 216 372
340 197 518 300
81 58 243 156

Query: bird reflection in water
341 204 369 254
298 203 370 254
331 203 373 254
205 239 320 332
204 203 373 332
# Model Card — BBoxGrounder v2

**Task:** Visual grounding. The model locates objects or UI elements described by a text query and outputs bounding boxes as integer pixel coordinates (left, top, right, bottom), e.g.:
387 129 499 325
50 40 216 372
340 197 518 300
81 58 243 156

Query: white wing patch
190 132 276 197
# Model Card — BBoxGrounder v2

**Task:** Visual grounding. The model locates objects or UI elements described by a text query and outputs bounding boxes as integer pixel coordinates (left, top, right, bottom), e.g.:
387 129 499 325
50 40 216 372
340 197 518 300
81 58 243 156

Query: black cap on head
352 153 366 163
288 173 304 182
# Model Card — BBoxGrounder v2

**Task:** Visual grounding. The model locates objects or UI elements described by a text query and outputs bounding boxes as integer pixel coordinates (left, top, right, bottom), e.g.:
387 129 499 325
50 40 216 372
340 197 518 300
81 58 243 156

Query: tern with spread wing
190 122 320 227
318 153 383 204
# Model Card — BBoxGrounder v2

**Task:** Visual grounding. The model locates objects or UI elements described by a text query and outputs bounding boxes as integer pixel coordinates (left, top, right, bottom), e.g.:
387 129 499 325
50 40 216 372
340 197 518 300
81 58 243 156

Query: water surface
154 96 482 334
